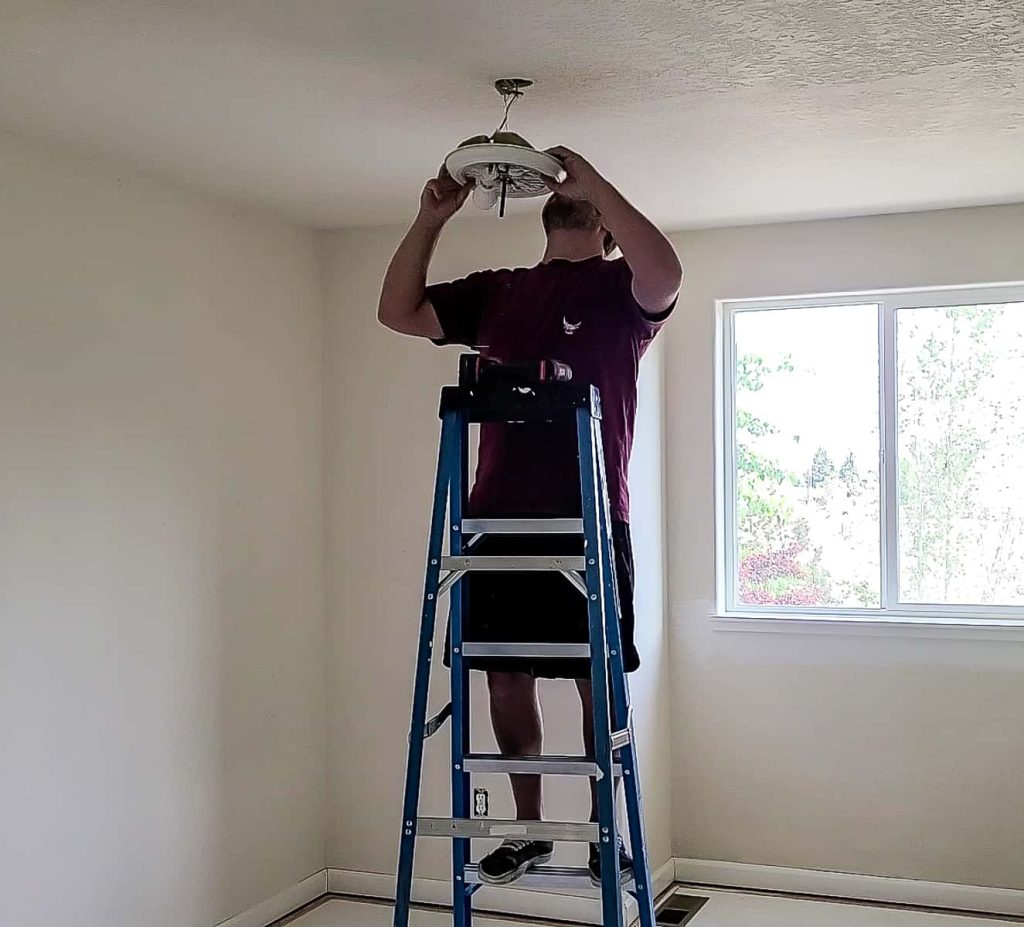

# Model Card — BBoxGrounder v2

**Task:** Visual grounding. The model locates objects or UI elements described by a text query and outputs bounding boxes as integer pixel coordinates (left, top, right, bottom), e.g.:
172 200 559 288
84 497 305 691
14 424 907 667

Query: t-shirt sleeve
425 269 501 348
614 259 677 334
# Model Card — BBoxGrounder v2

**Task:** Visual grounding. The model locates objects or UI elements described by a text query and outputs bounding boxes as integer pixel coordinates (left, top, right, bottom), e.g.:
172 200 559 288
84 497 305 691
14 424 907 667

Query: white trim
884 285 1024 311
192 859 1024 925
651 858 679 899
718 603 1024 621
719 602 1024 620
716 280 1024 309
713 300 729 613
711 613 1024 641
327 860 675 926
672 858 1024 918
213 870 327 927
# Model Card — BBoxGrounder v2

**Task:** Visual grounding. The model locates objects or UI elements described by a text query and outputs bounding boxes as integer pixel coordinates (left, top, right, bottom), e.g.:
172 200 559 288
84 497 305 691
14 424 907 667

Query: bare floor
285 890 1023 927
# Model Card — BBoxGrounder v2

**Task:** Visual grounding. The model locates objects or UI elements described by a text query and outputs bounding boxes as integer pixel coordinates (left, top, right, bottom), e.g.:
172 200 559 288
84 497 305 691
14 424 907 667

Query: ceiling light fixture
444 79 566 218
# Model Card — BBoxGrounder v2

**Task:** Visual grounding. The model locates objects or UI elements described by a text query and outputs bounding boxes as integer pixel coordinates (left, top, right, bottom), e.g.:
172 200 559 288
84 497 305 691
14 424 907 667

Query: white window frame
715 280 1024 629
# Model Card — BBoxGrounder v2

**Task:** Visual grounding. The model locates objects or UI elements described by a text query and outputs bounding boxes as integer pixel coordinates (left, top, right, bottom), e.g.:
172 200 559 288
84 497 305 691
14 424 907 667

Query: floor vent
655 892 709 926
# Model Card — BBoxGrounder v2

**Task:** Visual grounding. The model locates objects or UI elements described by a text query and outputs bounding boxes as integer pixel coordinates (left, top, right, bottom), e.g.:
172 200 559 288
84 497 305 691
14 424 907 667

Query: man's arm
546 146 682 315
378 167 470 338
593 184 682 315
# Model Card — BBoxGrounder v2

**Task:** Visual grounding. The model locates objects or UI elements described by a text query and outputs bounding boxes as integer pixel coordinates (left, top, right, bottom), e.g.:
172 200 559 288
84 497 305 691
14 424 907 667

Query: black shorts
442 522 639 679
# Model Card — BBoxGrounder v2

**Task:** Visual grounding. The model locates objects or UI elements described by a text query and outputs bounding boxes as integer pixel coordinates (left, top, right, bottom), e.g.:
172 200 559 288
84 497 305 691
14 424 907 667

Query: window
718 284 1024 621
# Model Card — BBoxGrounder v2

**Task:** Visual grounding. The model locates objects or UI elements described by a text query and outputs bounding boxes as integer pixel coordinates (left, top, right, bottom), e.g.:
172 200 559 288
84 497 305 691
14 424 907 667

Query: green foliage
839 452 859 488
810 447 835 488
735 352 828 606
736 353 793 393
736 409 776 438
897 304 1008 601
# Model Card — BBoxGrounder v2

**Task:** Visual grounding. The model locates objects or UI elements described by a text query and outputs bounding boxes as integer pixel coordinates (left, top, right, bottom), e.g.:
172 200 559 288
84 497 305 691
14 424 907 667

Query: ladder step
442 555 586 571
610 728 632 750
464 863 633 892
464 754 623 777
461 518 584 535
417 817 599 842
460 642 590 659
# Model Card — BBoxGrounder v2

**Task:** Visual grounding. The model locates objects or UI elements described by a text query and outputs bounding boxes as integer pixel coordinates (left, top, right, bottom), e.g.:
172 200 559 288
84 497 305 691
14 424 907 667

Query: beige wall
0 135 326 927
666 204 1024 889
323 215 674 880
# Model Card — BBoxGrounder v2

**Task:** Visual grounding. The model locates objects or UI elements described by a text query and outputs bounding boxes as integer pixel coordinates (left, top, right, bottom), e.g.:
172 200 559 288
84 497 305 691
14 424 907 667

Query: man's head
541 194 616 256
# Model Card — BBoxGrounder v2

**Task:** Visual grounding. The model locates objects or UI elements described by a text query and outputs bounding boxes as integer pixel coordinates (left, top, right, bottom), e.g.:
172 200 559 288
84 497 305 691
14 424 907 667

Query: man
378 147 681 887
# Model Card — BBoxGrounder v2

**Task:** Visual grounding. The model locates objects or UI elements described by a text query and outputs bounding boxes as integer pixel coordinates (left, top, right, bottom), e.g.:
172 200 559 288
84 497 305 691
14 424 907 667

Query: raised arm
545 147 682 314
378 167 471 338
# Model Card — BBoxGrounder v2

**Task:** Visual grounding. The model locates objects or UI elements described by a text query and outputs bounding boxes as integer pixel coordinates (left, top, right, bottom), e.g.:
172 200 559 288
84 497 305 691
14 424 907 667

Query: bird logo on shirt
562 316 582 336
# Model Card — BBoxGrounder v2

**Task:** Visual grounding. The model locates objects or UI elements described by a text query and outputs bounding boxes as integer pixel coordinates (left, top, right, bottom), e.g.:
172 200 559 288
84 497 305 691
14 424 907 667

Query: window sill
712 613 1024 642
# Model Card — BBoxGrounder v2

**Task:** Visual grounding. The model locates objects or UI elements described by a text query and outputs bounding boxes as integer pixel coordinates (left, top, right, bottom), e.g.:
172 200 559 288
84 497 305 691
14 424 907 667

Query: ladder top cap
439 383 602 421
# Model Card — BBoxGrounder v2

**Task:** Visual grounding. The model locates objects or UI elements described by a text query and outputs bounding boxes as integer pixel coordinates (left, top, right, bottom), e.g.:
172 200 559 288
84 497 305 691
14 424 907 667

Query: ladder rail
576 407 625 927
450 412 472 927
393 411 459 927
594 414 658 924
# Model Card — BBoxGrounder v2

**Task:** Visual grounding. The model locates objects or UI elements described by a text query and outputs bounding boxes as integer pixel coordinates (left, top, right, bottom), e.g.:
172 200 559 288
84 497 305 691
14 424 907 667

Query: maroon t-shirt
427 255 672 523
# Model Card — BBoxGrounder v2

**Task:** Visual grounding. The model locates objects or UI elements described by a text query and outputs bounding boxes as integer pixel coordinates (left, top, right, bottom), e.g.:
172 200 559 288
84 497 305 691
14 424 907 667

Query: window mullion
880 301 900 610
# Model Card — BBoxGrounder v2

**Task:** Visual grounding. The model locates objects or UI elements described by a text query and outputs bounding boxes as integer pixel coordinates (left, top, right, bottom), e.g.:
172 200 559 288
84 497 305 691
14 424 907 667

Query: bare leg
487 671 543 820
575 679 622 821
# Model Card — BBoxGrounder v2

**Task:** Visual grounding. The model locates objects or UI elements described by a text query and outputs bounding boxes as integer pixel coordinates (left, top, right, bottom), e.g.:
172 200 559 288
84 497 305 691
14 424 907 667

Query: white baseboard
650 859 678 900
328 859 675 925
213 870 328 927
211 859 1024 926
673 858 1024 918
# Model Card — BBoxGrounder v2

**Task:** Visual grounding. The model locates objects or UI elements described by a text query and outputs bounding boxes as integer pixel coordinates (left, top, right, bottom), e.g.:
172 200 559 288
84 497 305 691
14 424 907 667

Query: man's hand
545 145 682 315
543 146 611 203
419 166 472 226
378 166 466 340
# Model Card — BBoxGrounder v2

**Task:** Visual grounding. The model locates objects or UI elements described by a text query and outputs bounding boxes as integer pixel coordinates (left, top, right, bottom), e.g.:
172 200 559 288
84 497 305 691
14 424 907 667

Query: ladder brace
423 703 452 739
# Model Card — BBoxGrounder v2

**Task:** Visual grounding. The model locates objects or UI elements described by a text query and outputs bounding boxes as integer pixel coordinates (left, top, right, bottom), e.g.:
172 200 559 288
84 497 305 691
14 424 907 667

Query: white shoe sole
588 865 634 888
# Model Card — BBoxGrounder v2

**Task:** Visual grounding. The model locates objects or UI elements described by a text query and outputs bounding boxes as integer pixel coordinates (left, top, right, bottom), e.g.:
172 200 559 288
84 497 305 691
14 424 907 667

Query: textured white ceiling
2 0 1022 229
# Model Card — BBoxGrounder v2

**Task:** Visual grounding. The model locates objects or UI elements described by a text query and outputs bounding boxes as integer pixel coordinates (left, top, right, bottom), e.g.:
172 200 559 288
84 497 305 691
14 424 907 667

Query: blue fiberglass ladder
393 354 656 927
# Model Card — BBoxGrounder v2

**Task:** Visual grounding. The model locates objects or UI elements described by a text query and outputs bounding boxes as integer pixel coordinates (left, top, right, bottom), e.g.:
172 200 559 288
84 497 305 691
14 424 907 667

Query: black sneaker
478 839 554 885
588 837 634 887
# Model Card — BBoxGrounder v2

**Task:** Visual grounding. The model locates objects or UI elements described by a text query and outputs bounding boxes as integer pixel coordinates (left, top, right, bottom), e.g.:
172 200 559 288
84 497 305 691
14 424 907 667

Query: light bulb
473 182 499 210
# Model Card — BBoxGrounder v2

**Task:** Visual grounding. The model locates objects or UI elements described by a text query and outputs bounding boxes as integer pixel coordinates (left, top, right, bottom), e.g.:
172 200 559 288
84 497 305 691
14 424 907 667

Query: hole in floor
656 893 709 926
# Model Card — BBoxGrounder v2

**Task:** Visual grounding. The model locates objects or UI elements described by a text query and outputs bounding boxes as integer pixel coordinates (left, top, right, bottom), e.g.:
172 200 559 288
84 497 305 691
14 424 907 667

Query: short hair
541 194 602 234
